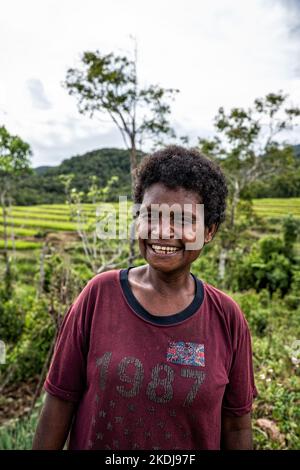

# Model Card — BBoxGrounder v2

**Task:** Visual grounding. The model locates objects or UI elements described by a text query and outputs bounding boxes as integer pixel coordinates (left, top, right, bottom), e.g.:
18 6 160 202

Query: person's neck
144 264 193 297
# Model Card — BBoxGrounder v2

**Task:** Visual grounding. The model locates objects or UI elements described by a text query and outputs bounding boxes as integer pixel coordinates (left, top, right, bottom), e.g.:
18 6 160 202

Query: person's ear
204 224 217 244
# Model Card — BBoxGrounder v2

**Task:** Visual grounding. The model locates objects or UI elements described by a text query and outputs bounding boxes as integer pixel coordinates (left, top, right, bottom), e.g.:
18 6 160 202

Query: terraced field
0 199 299 251
252 198 300 218
0 204 97 250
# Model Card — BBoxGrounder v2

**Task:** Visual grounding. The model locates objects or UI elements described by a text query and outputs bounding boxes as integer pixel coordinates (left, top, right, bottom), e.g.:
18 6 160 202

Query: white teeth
151 244 180 253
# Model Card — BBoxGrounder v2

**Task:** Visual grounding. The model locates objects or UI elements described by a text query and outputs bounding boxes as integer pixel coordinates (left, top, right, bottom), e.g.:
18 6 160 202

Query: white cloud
0 0 299 166
26 79 52 110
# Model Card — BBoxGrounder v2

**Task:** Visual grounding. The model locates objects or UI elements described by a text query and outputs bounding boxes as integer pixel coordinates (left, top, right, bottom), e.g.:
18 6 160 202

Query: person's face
136 183 216 274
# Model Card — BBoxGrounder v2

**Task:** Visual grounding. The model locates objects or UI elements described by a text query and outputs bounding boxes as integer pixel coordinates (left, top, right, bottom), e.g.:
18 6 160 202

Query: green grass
8 212 76 222
0 396 44 450
0 227 38 237
253 198 300 206
11 207 75 216
0 240 42 250
253 198 300 218
2 208 96 218
0 415 36 450
3 218 79 232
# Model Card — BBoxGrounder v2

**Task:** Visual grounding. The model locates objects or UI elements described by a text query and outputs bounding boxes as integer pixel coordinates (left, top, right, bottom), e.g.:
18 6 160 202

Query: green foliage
64 50 178 163
0 252 85 387
249 165 300 198
232 290 270 336
284 270 300 309
229 235 295 295
230 288 300 450
87 175 119 203
12 148 138 205
190 243 220 286
282 214 300 250
0 126 32 293
198 93 300 238
1 294 55 384
199 95 299 187
259 236 285 261
0 126 31 178
0 290 26 343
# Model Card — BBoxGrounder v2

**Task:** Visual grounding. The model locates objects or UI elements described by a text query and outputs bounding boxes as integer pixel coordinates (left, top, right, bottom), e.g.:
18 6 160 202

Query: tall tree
64 48 179 261
0 126 31 294
198 92 300 282
64 50 179 192
199 92 300 228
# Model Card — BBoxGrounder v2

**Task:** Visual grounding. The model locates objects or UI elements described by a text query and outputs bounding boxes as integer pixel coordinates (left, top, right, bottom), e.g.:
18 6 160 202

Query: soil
0 377 40 427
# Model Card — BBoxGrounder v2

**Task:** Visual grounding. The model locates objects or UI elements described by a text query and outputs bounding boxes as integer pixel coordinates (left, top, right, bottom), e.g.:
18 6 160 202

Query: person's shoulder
203 281 247 328
87 268 122 291
68 269 122 323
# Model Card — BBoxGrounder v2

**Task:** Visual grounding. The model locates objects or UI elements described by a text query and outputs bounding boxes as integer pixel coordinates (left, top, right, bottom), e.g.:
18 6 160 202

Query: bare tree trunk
1 190 12 295
129 144 138 265
38 243 48 296
218 179 240 287
230 179 240 228
8 197 16 264
218 247 227 282
29 333 57 416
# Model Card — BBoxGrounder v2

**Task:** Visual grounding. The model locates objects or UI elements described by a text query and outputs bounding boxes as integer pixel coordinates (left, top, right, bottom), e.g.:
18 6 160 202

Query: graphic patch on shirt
166 341 205 367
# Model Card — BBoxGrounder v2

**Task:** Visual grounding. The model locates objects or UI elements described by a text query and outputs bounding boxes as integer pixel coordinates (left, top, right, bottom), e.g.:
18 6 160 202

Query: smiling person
32 145 258 451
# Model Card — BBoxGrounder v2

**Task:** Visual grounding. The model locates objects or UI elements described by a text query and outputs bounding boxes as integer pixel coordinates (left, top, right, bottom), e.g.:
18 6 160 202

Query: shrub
231 236 294 296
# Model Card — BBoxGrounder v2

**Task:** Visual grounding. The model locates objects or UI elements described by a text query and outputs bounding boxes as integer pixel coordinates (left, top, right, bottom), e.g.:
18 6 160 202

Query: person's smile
145 240 184 257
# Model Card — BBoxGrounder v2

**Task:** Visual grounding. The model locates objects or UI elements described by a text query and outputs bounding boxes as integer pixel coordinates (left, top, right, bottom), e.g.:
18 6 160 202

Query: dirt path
0 377 39 427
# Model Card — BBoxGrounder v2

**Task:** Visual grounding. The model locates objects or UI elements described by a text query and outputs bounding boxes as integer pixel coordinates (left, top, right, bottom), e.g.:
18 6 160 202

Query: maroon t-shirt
44 267 258 450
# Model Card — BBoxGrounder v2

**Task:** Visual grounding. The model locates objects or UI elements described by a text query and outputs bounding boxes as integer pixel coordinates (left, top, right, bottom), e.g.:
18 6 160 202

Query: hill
11 144 300 205
294 144 300 159
13 148 143 205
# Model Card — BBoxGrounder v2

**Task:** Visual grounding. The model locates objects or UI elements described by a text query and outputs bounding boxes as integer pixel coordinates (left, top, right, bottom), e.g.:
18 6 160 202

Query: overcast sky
0 0 300 167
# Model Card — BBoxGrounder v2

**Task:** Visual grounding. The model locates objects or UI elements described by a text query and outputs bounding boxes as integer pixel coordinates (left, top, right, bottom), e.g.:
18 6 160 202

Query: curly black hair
134 145 228 231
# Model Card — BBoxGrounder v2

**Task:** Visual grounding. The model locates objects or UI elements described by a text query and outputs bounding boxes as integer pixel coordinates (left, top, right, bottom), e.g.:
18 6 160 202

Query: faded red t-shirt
44 267 258 450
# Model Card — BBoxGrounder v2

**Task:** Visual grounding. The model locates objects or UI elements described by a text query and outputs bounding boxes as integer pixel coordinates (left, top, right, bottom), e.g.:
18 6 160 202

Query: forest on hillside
10 144 300 206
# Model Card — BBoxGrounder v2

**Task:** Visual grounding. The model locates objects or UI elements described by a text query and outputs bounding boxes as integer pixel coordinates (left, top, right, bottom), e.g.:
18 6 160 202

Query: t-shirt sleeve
222 308 258 417
43 282 92 403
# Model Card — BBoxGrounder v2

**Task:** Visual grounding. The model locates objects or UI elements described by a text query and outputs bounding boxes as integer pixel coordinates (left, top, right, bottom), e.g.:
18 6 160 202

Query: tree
64 48 179 262
282 214 300 256
0 126 31 294
198 92 300 281
199 92 300 226
60 174 126 274
64 49 178 190
87 175 119 204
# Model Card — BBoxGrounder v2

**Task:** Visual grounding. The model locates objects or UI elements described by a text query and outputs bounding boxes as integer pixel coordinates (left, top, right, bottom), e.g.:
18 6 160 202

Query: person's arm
220 411 253 450
32 392 77 450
